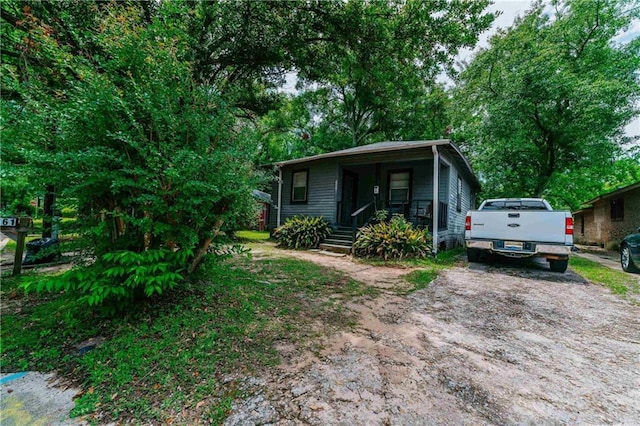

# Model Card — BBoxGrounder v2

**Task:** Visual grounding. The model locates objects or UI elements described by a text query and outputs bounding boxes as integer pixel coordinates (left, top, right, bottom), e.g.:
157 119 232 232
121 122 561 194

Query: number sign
0 217 18 227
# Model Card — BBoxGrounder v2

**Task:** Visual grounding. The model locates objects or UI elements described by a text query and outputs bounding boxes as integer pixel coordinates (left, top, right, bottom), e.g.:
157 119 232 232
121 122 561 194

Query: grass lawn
570 256 640 297
234 230 271 241
1 251 377 424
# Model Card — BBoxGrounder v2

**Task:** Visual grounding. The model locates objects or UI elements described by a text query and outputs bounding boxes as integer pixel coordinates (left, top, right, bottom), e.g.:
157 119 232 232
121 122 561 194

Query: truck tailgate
468 211 568 243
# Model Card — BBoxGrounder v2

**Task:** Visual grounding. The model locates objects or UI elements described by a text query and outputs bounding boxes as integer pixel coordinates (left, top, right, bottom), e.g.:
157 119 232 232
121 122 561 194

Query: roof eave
272 139 451 168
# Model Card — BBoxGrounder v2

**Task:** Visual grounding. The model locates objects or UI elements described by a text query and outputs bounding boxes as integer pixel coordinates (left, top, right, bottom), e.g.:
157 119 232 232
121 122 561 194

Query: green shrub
354 215 432 260
61 207 77 218
273 215 331 249
22 249 189 309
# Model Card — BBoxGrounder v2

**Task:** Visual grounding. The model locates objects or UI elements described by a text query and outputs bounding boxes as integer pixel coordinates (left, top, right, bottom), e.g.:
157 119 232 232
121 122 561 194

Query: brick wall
575 187 640 247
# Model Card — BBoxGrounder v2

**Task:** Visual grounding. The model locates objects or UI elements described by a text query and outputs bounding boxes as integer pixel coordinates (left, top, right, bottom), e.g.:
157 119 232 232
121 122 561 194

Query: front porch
337 198 449 231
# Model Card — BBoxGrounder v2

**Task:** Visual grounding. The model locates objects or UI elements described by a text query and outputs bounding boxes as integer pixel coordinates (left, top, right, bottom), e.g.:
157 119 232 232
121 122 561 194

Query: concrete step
327 233 352 241
323 238 353 246
319 243 352 254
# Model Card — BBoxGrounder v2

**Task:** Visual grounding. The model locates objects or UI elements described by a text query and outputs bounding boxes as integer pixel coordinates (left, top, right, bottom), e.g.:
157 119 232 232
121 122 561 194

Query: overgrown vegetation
273 215 331 249
1 254 376 424
570 256 640 297
354 214 432 260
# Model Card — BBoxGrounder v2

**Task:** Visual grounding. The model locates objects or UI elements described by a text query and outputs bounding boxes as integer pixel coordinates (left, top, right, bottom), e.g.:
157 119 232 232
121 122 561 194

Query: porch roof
272 139 480 191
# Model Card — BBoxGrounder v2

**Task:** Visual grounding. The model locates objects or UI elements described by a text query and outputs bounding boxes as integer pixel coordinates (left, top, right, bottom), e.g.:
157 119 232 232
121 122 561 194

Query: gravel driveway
226 252 640 425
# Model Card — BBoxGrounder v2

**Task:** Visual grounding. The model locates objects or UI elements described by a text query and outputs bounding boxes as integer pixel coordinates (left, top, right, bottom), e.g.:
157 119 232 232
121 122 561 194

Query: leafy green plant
273 215 331 249
354 215 432 260
371 209 390 224
22 249 190 308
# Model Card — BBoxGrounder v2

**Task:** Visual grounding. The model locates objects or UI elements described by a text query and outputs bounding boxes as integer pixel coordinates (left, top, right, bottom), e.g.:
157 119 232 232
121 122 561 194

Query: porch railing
351 201 376 244
337 198 448 245
377 199 448 231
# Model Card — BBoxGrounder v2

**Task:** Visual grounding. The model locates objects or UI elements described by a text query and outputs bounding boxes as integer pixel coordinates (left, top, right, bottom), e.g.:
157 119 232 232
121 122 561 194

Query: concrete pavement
0 372 84 425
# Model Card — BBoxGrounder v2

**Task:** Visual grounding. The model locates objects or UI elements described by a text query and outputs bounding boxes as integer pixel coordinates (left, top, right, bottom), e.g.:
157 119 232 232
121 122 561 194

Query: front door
341 171 358 225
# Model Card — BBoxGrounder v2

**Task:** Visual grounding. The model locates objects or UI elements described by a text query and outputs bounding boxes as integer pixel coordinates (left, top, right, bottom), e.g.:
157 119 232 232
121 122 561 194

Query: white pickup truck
464 198 574 273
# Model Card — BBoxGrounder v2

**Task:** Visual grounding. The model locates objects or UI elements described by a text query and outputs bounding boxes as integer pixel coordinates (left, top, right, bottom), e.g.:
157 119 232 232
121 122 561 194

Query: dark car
620 227 640 273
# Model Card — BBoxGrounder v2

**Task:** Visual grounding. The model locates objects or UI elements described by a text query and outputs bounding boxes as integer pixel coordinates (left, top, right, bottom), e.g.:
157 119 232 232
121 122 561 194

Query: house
267 140 481 253
572 181 640 249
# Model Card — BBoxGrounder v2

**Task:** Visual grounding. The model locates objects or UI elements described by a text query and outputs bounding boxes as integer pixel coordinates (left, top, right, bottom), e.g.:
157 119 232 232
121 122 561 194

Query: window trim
290 169 309 204
387 169 413 203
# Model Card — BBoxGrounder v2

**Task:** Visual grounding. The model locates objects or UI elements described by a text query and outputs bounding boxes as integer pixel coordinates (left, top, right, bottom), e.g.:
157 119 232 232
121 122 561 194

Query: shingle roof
273 139 450 167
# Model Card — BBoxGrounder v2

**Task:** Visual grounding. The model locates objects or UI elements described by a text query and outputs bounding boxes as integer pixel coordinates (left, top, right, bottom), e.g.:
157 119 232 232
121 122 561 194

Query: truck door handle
508 213 520 218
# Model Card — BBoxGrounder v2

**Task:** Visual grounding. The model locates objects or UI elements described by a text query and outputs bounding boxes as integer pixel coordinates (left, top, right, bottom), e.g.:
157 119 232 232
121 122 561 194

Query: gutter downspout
432 145 439 255
277 166 283 227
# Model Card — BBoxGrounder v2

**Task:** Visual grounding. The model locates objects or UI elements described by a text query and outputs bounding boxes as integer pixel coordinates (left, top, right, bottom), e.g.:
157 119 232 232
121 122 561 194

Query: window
291 170 308 203
456 176 462 212
389 171 411 202
611 197 624 220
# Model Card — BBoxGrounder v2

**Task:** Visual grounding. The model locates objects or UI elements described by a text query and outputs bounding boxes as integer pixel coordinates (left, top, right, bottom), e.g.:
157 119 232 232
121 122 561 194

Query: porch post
277 166 283 227
431 145 439 255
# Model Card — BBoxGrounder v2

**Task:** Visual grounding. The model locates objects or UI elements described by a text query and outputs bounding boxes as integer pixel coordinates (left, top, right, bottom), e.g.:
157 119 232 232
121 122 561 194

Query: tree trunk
42 184 55 238
188 219 224 274
188 237 214 274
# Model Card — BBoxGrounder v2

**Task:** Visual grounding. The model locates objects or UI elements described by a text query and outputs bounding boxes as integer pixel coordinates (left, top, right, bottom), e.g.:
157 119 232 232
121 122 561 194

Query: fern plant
273 215 331 249
354 215 432 260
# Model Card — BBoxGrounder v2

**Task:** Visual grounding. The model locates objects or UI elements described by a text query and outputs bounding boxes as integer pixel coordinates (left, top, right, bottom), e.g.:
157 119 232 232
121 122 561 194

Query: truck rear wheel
467 248 481 262
549 259 568 273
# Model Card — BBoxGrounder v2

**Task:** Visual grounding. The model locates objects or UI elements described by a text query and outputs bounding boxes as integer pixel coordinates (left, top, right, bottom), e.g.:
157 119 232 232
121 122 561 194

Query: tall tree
451 0 640 207
294 0 495 147
2 2 259 306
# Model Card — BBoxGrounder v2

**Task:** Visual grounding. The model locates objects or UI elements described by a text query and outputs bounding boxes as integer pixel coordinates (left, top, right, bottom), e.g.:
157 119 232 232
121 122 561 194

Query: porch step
319 227 355 254
327 232 352 241
323 238 352 246
319 243 352 254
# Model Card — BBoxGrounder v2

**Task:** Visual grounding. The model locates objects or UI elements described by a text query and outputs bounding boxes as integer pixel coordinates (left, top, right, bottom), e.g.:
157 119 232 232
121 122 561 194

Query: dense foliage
452 0 640 209
273 215 331 249
354 214 432 260
1 0 495 307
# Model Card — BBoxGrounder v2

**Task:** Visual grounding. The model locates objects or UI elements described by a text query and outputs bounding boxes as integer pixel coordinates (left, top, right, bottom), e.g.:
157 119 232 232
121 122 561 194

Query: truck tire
549 259 568 273
467 248 481 263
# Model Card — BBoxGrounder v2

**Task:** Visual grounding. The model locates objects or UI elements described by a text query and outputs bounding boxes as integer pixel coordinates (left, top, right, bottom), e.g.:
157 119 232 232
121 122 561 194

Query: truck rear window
482 200 548 210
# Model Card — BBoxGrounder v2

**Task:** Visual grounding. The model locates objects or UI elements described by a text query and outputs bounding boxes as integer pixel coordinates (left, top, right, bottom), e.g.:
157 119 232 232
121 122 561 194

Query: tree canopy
451 0 640 209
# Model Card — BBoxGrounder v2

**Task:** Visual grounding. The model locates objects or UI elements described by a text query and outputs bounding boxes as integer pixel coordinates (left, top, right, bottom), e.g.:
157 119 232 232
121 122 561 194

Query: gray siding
438 150 475 247
272 159 338 226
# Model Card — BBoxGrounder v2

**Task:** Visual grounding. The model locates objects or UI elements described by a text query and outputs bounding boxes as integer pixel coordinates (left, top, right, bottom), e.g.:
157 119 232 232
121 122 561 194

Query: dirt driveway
226 250 640 425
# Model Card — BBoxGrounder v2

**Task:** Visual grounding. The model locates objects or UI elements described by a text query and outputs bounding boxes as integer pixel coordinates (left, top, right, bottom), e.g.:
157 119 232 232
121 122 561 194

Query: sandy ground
226 249 640 425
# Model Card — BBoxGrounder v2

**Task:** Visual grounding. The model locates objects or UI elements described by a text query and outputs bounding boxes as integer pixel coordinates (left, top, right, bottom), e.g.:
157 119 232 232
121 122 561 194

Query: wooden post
12 218 31 276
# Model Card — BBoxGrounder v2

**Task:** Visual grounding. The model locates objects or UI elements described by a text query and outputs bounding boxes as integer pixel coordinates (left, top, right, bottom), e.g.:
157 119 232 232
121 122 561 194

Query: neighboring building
573 181 640 248
267 140 481 252
252 190 272 231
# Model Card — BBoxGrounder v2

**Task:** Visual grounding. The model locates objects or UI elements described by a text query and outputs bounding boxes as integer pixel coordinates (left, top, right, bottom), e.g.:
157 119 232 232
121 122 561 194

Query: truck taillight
465 215 471 231
565 217 574 235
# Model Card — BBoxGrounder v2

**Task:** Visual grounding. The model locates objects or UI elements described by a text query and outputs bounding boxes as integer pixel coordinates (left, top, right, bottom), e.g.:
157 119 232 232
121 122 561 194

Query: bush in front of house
273 215 331 249
354 214 432 260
